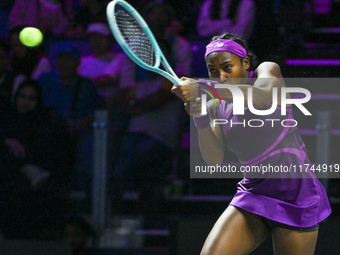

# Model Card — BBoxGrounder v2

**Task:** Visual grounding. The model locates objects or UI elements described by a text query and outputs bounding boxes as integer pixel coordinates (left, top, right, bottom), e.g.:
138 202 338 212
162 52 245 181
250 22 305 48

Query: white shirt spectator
78 52 136 97
77 22 137 97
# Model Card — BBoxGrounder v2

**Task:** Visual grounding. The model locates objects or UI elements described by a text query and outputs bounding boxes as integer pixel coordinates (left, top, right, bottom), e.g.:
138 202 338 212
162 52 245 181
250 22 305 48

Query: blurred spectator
112 2 191 213
0 79 74 192
0 39 17 110
113 74 185 210
9 27 51 90
77 22 136 109
142 2 192 78
8 0 74 38
163 0 202 36
0 79 74 238
38 44 99 129
77 22 137 170
197 0 255 40
38 44 100 206
72 0 109 37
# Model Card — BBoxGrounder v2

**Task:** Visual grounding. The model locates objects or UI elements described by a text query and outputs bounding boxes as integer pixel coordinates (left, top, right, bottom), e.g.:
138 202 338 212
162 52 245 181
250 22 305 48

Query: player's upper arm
253 62 285 91
252 62 286 106
256 62 283 79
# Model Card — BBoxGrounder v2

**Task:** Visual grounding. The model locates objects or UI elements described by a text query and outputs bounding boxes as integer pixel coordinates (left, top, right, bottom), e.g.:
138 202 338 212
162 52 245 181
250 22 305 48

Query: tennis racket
106 0 181 85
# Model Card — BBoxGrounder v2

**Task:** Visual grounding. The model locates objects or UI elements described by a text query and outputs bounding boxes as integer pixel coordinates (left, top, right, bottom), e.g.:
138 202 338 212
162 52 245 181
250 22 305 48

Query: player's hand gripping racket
106 0 181 85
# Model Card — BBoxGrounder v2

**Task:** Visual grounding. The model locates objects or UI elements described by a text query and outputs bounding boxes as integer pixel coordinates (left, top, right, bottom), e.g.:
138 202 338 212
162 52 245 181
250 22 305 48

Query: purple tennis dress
217 99 331 227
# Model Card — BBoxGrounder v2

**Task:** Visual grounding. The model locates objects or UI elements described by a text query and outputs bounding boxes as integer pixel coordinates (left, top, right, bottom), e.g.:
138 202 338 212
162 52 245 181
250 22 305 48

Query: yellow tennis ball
19 27 43 47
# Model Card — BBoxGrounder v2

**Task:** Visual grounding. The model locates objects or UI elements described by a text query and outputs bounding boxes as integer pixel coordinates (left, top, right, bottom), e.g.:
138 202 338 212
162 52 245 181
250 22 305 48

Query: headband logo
215 43 224 47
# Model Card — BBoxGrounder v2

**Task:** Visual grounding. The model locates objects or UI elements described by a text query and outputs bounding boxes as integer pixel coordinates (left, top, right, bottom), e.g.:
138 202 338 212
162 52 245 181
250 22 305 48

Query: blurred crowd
0 0 328 253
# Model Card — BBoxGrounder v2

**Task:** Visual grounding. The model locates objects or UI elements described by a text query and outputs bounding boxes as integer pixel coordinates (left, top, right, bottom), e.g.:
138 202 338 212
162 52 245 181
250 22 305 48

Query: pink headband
205 39 247 59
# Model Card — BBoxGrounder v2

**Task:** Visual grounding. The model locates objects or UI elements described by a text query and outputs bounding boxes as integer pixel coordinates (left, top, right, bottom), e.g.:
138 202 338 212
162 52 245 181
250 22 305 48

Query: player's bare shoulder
256 62 282 79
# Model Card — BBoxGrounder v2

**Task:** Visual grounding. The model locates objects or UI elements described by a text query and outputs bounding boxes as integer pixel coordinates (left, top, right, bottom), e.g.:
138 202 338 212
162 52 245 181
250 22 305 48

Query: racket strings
115 8 155 66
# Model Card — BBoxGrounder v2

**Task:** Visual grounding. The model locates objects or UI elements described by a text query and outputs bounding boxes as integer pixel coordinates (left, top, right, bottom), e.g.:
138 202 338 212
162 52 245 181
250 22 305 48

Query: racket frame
106 0 181 85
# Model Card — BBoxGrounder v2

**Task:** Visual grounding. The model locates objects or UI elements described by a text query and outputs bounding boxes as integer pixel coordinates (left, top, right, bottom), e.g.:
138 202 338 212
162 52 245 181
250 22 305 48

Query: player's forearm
197 126 224 166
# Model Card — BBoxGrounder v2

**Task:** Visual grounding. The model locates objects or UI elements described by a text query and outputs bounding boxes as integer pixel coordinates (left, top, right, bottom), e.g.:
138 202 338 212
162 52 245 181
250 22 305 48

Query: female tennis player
172 33 331 255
